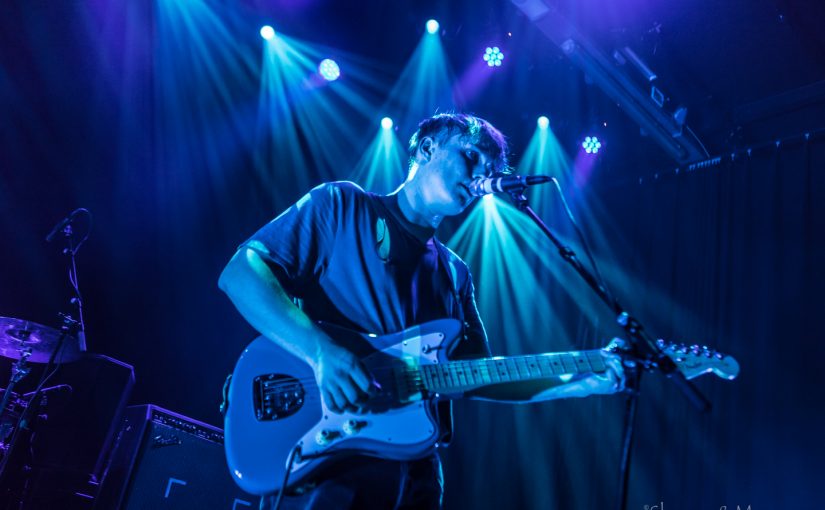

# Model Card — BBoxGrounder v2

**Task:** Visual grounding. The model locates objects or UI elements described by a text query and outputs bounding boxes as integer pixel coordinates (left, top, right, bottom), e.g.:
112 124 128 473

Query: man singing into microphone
219 113 625 509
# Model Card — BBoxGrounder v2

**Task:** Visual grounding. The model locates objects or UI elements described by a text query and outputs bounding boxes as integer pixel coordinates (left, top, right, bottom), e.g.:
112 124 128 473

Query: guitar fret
495 360 511 382
538 355 554 376
491 360 503 382
573 352 589 373
431 365 441 388
484 360 498 382
503 359 516 381
478 361 492 384
450 363 461 388
586 351 607 372
560 354 578 373
553 355 563 375
465 361 474 386
460 362 468 387
526 356 541 378
514 357 529 380
523 357 535 378
422 366 434 391
466 361 476 385
421 349 606 395
468 361 482 386
452 363 463 388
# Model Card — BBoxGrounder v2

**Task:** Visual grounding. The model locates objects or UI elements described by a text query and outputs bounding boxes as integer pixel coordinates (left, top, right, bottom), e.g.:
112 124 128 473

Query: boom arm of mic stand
506 188 710 411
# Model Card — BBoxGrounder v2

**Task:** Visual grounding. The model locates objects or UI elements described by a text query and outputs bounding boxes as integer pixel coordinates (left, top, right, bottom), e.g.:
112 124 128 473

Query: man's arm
219 244 372 412
453 271 625 403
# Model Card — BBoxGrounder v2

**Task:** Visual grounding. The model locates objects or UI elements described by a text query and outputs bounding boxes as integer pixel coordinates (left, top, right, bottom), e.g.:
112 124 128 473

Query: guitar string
257 360 615 407
254 359 610 404
254 354 609 386
253 362 607 388
246 342 698 394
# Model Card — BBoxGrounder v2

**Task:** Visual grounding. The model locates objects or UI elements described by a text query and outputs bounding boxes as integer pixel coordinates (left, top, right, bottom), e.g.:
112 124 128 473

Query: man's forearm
219 245 374 412
465 376 595 403
218 246 329 370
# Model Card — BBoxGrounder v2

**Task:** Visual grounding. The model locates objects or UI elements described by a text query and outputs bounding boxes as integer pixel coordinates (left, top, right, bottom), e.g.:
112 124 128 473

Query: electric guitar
223 319 738 495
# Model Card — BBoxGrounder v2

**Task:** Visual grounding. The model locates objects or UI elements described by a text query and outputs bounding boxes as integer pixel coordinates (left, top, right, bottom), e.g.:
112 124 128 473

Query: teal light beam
348 123 407 194
153 0 260 240
256 31 389 189
381 30 458 136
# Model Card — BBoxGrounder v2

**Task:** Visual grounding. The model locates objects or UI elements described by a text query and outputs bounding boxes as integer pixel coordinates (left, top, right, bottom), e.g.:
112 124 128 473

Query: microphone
467 174 553 197
45 209 83 242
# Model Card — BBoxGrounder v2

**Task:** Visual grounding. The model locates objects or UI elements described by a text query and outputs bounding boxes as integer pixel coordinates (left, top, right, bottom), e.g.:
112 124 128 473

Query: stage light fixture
537 116 549 129
381 117 393 130
582 136 602 154
483 47 504 67
260 25 275 40
426 19 440 34
318 59 341 81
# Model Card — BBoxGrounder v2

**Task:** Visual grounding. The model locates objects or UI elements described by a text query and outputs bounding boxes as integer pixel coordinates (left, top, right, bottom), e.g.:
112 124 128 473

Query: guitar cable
263 443 302 510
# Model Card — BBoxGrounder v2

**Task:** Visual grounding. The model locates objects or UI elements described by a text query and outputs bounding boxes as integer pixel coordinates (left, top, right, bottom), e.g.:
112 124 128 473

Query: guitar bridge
253 374 305 421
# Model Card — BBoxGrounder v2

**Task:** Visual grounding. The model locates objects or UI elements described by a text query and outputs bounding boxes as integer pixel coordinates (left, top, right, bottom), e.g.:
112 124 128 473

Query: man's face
417 133 492 217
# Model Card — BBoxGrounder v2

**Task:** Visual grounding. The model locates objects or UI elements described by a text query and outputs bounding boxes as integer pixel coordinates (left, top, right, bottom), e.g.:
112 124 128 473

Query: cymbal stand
0 349 32 447
0 319 76 504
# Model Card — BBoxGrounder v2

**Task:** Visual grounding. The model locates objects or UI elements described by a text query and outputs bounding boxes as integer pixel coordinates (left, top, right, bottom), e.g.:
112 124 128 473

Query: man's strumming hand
313 341 373 413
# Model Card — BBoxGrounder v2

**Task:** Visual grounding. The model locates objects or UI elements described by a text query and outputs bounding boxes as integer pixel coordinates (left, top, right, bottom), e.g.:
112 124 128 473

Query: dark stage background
2 0 824 508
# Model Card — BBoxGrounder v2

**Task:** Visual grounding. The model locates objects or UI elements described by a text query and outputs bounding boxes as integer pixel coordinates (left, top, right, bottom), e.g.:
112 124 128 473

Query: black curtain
443 137 824 509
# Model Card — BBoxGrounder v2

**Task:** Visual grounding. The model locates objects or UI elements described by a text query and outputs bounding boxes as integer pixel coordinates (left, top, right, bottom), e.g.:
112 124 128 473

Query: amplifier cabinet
95 405 256 510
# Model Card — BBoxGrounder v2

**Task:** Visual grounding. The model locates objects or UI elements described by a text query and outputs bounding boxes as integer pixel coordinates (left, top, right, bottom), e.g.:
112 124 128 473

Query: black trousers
259 455 443 510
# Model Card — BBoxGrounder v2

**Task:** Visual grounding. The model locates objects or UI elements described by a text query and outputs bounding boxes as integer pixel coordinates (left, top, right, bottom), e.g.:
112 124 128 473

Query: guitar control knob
342 420 367 435
315 429 341 446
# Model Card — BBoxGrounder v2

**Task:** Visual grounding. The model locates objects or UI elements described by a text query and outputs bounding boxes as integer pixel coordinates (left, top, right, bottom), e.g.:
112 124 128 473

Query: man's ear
416 137 434 163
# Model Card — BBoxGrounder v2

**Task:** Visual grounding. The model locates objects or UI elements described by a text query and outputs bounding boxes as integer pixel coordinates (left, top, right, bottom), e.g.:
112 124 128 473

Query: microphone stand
48 210 90 352
504 187 710 510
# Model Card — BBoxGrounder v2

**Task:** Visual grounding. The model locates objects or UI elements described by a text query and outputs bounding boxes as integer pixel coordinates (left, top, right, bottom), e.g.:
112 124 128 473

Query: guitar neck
418 350 607 395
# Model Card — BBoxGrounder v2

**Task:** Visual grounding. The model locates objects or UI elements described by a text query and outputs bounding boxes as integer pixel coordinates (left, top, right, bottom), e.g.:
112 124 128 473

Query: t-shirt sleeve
239 183 340 298
450 272 492 360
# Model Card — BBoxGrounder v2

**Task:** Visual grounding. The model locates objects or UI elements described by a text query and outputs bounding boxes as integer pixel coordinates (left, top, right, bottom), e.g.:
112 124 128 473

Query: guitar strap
432 240 465 446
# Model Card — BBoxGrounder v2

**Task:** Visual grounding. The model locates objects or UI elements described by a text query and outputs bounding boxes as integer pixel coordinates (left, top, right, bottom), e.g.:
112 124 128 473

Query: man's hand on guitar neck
562 351 626 398
465 349 627 402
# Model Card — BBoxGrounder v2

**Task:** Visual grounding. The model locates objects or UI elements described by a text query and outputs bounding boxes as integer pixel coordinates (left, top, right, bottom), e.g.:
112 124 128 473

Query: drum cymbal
0 317 81 363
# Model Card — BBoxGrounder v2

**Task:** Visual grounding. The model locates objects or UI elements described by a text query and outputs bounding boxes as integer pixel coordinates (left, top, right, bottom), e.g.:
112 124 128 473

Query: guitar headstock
656 339 740 381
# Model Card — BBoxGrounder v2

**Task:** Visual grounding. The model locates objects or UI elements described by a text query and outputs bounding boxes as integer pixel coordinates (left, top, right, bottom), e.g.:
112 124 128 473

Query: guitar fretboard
417 351 607 394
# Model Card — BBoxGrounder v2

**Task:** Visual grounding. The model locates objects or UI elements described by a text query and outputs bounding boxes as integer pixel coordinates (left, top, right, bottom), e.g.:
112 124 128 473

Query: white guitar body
224 320 462 495
293 324 444 463
224 318 738 495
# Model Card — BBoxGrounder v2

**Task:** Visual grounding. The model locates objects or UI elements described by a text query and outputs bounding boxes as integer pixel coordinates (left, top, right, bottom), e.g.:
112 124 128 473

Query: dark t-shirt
241 181 490 360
